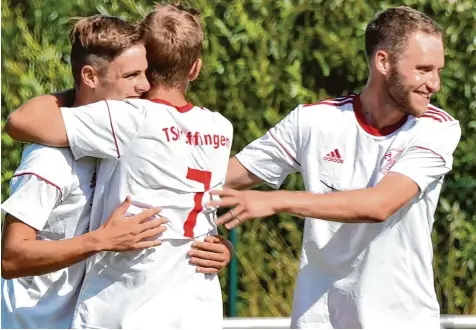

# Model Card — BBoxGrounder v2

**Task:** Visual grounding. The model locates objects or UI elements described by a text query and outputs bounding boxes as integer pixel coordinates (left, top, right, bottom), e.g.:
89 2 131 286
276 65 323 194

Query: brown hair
141 4 203 90
69 15 144 86
365 6 442 63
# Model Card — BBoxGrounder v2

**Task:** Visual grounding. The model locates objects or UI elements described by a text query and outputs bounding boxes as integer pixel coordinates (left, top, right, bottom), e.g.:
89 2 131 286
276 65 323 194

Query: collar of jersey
353 94 408 137
150 98 194 113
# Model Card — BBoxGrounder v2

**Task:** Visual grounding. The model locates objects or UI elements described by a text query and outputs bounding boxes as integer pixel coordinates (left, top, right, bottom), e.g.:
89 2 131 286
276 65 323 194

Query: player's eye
124 72 140 79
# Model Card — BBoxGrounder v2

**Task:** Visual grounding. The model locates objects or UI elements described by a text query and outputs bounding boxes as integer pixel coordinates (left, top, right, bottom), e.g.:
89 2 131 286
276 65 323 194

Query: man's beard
387 67 417 115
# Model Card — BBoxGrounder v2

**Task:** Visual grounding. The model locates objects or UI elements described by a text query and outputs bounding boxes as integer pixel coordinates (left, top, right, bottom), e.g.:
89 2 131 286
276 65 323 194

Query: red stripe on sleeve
106 100 121 158
268 131 301 166
12 172 63 199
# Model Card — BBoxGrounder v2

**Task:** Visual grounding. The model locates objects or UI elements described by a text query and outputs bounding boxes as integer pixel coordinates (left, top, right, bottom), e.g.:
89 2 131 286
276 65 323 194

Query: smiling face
93 44 150 100
386 31 444 116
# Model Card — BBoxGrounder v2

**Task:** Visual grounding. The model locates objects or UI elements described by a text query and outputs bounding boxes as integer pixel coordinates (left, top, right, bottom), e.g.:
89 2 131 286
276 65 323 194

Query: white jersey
236 94 461 328
60 98 233 329
1 144 96 329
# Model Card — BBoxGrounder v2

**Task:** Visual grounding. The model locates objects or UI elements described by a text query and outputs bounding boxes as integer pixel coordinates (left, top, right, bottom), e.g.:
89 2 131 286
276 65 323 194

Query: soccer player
211 6 461 329
1 15 167 329
5 5 232 329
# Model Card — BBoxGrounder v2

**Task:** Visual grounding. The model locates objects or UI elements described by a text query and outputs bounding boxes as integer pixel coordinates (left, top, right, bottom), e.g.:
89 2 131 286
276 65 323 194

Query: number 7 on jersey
184 168 212 238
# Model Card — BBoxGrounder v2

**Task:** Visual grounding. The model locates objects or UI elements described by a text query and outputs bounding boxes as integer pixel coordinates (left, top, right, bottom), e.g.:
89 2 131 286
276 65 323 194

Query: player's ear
188 58 202 82
374 50 392 76
81 65 100 88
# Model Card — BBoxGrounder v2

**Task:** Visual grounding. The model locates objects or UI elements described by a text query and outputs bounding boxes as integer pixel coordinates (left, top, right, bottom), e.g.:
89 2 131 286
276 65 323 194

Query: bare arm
1 215 102 279
275 173 418 222
225 157 264 189
4 89 74 146
211 173 419 229
1 197 167 279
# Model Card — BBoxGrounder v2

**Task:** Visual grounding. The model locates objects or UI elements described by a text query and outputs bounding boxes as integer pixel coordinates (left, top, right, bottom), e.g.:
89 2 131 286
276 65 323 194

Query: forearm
2 231 101 279
225 157 264 189
272 189 388 223
4 90 72 146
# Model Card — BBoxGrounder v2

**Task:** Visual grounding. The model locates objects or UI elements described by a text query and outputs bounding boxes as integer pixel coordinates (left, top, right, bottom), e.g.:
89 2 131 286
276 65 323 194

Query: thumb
116 196 132 215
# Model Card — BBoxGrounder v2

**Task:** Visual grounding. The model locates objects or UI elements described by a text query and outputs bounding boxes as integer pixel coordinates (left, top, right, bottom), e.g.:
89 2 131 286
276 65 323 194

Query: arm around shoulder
5 89 75 146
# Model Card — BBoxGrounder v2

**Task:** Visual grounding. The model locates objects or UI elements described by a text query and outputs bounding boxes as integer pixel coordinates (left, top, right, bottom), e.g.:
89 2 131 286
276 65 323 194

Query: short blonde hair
141 4 203 90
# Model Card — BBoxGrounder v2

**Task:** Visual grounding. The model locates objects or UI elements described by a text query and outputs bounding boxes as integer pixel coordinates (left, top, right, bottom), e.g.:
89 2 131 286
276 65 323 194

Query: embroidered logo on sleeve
380 148 404 174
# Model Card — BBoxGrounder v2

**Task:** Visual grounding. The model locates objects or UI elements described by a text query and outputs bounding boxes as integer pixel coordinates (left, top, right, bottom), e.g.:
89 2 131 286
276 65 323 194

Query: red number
184 168 212 238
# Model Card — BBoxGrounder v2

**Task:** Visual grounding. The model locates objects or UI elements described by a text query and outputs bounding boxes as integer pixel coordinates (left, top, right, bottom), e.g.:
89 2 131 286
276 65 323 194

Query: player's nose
426 70 440 93
136 75 150 93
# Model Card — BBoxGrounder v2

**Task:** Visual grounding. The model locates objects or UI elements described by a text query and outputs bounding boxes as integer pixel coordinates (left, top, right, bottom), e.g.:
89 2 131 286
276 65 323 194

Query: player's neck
72 88 95 107
360 84 407 130
145 86 189 106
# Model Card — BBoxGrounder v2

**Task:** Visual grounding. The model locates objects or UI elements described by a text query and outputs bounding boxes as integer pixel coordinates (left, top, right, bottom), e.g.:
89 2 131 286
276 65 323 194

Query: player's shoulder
13 144 74 190
416 104 460 136
417 104 458 125
19 144 74 169
198 105 233 131
294 94 357 126
300 94 356 112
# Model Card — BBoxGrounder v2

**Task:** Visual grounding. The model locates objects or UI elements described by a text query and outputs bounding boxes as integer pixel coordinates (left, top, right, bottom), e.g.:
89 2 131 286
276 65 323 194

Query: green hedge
2 0 475 316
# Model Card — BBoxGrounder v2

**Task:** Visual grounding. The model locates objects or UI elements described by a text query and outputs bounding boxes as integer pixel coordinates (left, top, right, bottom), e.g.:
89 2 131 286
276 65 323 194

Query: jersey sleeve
235 106 302 189
1 175 62 231
388 120 461 193
61 99 146 160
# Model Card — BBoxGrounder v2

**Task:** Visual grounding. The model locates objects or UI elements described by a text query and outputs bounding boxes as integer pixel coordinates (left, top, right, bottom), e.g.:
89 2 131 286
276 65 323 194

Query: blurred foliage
1 0 475 317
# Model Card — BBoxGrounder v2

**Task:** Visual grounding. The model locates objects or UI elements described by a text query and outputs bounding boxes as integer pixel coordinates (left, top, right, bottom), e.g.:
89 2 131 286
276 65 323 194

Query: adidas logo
323 149 344 163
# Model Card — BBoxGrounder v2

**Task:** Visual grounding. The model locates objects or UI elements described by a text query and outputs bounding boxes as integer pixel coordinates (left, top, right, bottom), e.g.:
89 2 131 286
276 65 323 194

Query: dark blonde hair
69 15 144 86
365 6 442 63
141 4 203 90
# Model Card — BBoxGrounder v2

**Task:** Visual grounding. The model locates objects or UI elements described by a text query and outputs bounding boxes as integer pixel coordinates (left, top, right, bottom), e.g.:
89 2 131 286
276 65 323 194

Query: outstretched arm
225 157 264 190
210 173 419 229
4 89 75 146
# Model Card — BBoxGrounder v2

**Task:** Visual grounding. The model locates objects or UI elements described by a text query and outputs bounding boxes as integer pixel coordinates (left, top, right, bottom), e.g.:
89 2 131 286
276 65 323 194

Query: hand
208 188 278 229
188 235 234 273
95 196 168 252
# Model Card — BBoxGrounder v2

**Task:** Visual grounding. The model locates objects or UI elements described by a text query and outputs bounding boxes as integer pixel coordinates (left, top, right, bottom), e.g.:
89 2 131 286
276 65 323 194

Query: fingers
191 240 226 253
209 188 239 198
196 267 220 274
207 197 240 209
204 235 222 244
189 254 224 273
133 239 162 250
139 218 168 233
188 250 227 263
138 225 168 241
215 206 245 225
133 207 163 223
223 213 250 230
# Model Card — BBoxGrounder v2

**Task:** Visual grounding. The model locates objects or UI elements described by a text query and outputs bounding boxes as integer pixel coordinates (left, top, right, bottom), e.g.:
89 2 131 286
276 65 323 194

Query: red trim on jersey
303 96 354 108
425 109 452 122
414 146 445 162
12 172 63 199
150 99 194 113
268 130 301 166
353 95 408 136
428 105 454 120
420 113 442 122
105 100 121 158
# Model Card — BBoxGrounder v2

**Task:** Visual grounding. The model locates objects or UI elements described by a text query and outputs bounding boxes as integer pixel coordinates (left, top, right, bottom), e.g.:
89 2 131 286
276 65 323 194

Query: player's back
71 99 231 329
101 99 233 239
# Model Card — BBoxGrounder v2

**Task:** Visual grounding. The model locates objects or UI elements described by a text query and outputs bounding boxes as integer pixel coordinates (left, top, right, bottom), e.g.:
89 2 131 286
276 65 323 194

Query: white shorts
72 238 223 329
